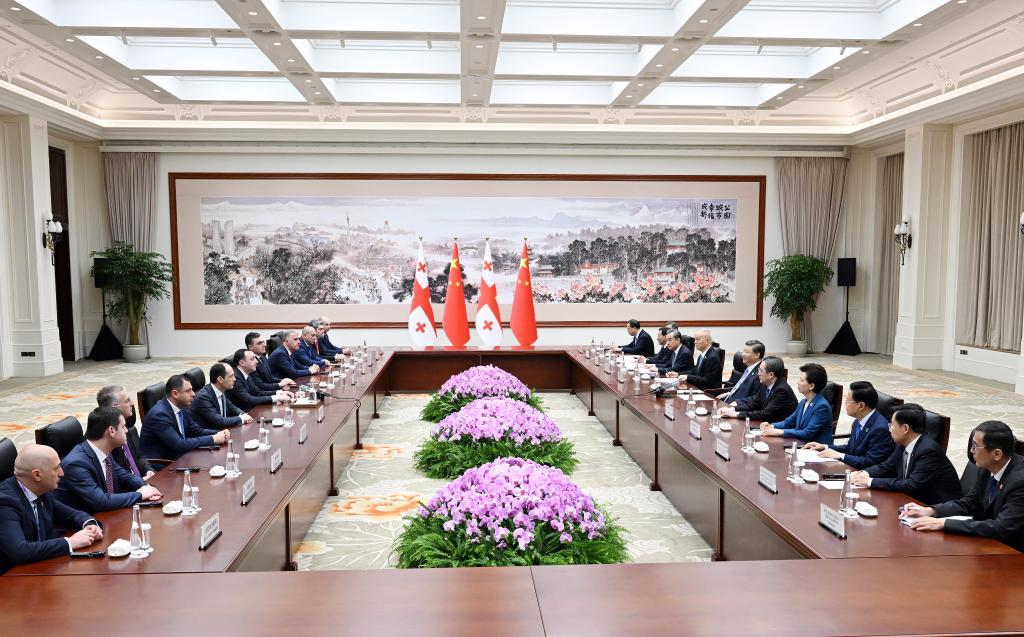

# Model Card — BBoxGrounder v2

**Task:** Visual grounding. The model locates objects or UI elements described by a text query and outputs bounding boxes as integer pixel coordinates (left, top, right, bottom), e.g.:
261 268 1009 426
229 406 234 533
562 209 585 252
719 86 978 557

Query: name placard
298 423 308 444
317 406 324 423
198 512 222 551
688 420 701 440
715 437 731 461
664 402 675 421
758 467 778 494
269 448 283 474
819 504 847 539
241 475 257 506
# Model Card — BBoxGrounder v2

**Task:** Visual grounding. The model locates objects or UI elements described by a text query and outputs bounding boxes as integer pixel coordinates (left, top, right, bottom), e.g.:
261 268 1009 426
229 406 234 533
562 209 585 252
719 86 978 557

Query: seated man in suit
850 404 961 504
247 331 296 390
96 385 155 480
295 326 332 371
615 319 655 359
720 356 797 423
902 420 1023 552
644 327 671 367
229 349 293 411
683 329 723 390
140 374 231 468
55 407 162 514
651 330 694 377
0 444 102 574
269 330 319 380
317 316 352 359
760 363 833 444
720 340 765 404
191 363 254 429
803 381 894 470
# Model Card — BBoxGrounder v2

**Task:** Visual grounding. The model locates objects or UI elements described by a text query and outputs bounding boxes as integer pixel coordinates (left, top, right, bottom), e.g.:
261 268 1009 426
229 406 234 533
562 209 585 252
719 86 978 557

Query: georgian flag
408 239 437 348
475 239 503 347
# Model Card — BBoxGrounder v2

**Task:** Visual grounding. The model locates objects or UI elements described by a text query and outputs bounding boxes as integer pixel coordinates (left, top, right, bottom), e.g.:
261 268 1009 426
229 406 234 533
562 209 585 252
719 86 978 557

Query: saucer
162 500 183 515
271 418 284 427
855 501 879 517
753 441 769 453
800 469 820 483
209 465 226 478
244 439 260 450
719 423 733 431
107 540 131 558
695 407 709 417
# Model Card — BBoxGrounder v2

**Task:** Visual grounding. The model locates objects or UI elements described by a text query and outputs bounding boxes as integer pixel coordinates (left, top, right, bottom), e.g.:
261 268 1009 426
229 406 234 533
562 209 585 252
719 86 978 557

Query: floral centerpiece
414 397 577 479
395 457 627 568
420 365 543 422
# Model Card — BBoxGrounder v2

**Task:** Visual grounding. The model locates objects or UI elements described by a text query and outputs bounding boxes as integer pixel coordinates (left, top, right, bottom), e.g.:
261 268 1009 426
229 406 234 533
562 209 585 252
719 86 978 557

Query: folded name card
819 504 846 539
689 420 701 440
759 467 778 494
715 437 730 461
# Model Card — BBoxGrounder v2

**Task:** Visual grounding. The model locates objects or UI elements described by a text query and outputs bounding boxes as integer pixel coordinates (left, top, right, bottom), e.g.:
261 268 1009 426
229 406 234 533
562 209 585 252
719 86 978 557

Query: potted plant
762 254 834 357
91 241 174 363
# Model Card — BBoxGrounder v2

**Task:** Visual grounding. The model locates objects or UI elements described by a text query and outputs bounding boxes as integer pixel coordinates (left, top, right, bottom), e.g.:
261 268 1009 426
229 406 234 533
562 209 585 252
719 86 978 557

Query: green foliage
414 438 577 480
91 241 174 345
762 254 834 339
203 252 240 305
419 391 545 423
394 507 628 569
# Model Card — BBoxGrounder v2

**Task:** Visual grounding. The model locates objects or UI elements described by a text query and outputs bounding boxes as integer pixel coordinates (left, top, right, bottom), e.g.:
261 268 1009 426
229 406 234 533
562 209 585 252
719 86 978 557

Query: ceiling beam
460 0 507 108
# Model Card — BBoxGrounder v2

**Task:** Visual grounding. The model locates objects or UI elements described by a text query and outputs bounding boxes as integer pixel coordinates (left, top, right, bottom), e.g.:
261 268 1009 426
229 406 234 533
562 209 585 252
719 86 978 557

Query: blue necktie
31 500 44 541
987 477 1000 505
850 420 862 447
177 410 185 437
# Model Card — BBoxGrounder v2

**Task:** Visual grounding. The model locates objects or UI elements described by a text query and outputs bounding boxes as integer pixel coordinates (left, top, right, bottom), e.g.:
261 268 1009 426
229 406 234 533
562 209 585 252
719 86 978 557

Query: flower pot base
123 345 147 363
785 340 808 357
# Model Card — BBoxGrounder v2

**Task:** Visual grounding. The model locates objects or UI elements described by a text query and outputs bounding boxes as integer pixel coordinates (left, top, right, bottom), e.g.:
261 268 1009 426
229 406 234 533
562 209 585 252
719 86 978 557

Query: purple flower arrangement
395 458 626 568
414 397 577 478
420 365 544 422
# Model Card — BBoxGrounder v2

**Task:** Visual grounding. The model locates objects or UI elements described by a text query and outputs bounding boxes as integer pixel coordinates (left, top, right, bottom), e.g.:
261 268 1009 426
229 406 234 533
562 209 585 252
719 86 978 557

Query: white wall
111 150 812 358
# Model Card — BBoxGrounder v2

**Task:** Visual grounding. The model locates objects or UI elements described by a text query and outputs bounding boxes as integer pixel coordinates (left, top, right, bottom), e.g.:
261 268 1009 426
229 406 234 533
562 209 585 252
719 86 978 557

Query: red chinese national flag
442 241 470 347
510 241 538 346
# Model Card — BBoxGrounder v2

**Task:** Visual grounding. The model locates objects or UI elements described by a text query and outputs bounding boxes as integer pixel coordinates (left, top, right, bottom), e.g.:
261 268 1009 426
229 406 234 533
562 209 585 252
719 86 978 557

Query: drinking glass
791 461 806 484
843 491 860 518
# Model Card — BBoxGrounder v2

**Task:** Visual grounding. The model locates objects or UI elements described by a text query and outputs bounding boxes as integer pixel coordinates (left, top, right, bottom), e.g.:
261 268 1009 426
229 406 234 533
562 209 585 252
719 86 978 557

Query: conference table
5 347 1023 635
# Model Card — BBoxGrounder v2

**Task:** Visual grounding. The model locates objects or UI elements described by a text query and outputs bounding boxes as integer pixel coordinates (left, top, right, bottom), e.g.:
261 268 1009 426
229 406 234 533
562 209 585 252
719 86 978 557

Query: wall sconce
893 218 912 265
42 211 64 266
1019 211 1023 236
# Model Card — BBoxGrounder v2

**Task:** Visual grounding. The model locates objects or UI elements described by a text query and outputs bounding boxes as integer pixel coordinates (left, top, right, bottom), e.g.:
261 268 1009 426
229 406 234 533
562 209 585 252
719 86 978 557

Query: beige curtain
776 157 850 346
874 153 904 356
103 152 157 250
956 122 1024 353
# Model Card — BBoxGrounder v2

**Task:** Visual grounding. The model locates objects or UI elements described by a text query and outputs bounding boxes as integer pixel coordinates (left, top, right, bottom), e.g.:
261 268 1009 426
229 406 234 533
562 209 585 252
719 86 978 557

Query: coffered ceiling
1 0 1023 139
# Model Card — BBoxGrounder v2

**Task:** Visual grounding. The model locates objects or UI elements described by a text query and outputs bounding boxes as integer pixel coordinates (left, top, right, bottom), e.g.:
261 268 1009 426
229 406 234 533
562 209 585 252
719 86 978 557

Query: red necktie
103 456 115 494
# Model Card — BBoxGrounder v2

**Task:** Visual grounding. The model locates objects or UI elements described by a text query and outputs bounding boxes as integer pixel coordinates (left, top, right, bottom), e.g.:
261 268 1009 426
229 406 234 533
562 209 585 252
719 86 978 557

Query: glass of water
843 491 860 518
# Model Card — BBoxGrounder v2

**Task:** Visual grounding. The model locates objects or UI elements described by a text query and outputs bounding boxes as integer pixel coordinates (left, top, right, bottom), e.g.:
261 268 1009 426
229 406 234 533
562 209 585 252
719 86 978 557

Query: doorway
48 146 75 362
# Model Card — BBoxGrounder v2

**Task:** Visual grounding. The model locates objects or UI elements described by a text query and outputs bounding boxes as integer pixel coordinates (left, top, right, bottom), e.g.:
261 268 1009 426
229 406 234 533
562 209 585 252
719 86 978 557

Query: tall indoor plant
91 241 174 362
762 254 834 356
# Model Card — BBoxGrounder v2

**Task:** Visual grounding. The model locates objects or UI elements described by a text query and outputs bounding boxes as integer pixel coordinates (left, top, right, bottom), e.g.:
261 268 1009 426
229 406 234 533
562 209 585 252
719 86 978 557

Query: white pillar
0 115 64 377
893 124 953 370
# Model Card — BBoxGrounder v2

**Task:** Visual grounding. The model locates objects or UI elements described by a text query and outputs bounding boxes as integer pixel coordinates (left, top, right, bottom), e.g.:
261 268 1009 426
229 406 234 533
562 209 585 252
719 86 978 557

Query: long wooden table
5 347 1023 635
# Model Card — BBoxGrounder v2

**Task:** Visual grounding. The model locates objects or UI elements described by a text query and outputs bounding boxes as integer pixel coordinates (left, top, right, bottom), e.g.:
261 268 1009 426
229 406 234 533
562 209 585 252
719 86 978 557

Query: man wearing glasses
849 404 960 504
802 381 894 469
902 420 1023 552
97 385 155 480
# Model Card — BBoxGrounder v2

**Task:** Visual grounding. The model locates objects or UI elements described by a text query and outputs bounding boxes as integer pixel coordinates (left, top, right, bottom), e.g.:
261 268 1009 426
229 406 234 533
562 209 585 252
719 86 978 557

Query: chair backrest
0 437 17 481
1015 438 1024 456
679 334 695 354
727 351 744 386
960 425 983 496
780 367 789 382
267 335 283 355
823 382 843 434
875 391 904 423
137 382 167 420
221 355 234 367
183 367 206 393
922 408 951 452
33 417 84 459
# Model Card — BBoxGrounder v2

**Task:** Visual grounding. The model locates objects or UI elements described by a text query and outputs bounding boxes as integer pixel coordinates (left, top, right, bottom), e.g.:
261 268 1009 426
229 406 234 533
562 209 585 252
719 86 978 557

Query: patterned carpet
294 393 713 570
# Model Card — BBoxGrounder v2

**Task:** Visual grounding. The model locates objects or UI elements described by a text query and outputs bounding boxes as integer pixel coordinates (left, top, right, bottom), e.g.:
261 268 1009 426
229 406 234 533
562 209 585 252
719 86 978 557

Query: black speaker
93 257 109 289
837 258 856 287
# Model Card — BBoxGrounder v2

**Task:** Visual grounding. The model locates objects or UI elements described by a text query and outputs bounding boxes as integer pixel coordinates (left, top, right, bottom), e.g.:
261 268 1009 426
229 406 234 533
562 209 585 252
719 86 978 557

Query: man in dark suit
804 381 894 470
645 327 671 367
653 330 694 377
247 331 296 391
229 349 292 411
902 420 1023 551
761 363 833 444
269 330 318 380
683 329 723 389
616 319 655 358
317 316 351 359
295 326 332 370
721 356 797 423
191 363 254 429
55 407 162 514
139 374 231 468
0 444 102 574
96 385 154 480
850 404 961 504
721 340 765 404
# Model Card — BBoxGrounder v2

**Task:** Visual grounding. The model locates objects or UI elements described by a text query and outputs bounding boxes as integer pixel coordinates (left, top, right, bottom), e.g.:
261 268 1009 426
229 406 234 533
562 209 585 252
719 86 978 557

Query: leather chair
679 334 695 354
267 334 283 356
0 437 17 481
137 382 166 421
922 408 951 452
875 391 904 423
183 367 206 393
960 426 983 496
1016 438 1024 456
726 350 745 386
823 382 843 435
33 417 84 459
221 355 234 366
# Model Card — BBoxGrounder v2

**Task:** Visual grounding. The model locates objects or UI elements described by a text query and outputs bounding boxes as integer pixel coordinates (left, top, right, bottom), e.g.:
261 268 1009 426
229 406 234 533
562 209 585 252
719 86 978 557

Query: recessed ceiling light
797 85 804 89
625 95 632 98
95 55 103 59
671 47 679 52
957 0 967 3
655 63 663 68
247 11 257 15
132 77 140 80
913 22 923 27
476 15 486 20
287 58 295 63
475 44 483 49
862 50 870 54
273 42 281 46
775 96 783 100
304 79 312 83
10 6 20 10
698 19 708 24
833 66 841 70
65 38 74 42
638 83 645 87
314 91 321 95
471 93 478 97
153 89 160 93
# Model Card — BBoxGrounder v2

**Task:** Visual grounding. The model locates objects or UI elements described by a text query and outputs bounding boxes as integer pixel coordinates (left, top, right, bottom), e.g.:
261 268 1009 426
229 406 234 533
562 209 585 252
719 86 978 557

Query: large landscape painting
171 174 764 328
